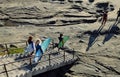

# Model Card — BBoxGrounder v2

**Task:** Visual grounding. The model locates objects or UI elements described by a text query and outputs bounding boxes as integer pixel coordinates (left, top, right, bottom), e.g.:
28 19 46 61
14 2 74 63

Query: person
58 33 63 44
101 11 108 25
116 8 120 23
58 33 63 51
52 33 64 51
34 39 42 63
26 36 36 56
35 39 43 54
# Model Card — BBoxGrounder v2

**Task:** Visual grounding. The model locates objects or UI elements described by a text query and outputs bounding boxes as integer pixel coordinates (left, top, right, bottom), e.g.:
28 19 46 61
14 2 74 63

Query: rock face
0 0 115 27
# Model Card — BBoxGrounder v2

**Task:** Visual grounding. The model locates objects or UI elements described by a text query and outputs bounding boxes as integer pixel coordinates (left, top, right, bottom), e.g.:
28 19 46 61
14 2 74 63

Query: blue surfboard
41 38 51 53
34 38 51 63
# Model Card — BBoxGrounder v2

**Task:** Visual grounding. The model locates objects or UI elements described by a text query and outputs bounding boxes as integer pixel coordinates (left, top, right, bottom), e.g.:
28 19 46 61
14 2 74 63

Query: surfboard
41 38 51 53
34 38 51 63
58 36 69 48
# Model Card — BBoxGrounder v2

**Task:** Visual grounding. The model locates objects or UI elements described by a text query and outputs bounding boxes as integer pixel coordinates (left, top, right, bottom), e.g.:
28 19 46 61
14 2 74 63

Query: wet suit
36 44 43 54
58 36 63 44
58 36 63 51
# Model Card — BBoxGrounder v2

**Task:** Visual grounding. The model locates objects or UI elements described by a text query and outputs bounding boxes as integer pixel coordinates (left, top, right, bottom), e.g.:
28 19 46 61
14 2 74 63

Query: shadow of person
86 30 99 51
115 19 119 26
102 23 120 44
23 60 39 71
97 24 104 33
86 24 105 51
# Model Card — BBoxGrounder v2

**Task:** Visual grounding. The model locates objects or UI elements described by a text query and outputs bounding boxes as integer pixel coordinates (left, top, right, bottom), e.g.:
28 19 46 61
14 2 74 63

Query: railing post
63 50 65 62
5 44 9 55
29 57 32 65
49 54 51 66
29 57 32 71
4 64 9 77
25 41 27 46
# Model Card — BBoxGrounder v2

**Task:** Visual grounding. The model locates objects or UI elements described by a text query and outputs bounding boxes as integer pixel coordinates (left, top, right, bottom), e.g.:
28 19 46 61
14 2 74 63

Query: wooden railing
0 49 75 77
0 41 26 55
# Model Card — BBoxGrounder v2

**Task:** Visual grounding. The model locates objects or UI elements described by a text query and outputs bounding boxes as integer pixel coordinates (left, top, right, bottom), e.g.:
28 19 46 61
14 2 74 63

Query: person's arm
39 45 43 54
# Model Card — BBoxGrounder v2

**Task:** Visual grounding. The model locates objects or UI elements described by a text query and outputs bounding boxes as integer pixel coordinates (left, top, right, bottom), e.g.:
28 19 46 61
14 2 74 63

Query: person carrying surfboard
58 33 64 51
26 36 36 56
35 39 43 54
34 38 52 63
52 33 69 51
34 39 43 63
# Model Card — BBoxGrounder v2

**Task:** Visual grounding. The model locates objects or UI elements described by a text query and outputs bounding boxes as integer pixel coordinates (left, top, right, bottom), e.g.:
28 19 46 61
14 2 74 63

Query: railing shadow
86 30 98 51
33 63 75 77
0 49 76 77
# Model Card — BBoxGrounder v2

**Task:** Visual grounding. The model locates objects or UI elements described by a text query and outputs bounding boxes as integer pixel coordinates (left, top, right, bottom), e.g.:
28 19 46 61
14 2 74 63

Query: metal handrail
0 41 26 56
0 41 26 45
0 49 75 77
0 40 75 77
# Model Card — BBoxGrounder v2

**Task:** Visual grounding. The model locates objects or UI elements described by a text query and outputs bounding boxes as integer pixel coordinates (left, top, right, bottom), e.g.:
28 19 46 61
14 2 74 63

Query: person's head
35 38 42 45
60 33 63 37
28 36 33 44
28 36 32 40
104 11 107 13
35 40 40 45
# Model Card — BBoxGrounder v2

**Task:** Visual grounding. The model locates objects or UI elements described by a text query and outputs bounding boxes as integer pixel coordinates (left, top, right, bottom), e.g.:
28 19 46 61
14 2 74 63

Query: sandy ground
0 0 120 77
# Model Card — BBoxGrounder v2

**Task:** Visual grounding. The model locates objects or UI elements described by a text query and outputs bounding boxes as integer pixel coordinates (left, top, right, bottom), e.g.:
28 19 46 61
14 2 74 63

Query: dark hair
60 33 63 37
28 36 33 44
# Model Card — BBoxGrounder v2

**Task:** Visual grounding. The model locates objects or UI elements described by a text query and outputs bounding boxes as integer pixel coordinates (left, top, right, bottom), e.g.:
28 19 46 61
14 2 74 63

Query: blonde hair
35 38 42 45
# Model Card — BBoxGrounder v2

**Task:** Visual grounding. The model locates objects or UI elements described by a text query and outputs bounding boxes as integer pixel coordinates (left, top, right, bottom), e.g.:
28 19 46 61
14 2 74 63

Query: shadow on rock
86 30 99 51
84 23 120 51
102 23 120 44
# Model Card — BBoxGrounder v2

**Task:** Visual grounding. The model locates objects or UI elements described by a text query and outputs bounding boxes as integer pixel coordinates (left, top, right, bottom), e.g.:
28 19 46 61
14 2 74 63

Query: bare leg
104 19 107 25
101 19 104 25
116 15 119 22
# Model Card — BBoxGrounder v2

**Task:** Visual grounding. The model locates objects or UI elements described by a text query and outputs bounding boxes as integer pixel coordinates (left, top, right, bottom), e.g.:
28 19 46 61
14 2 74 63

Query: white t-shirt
26 42 36 52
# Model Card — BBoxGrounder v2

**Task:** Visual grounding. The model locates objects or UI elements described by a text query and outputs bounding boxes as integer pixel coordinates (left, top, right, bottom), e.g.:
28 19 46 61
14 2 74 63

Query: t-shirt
26 42 35 52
